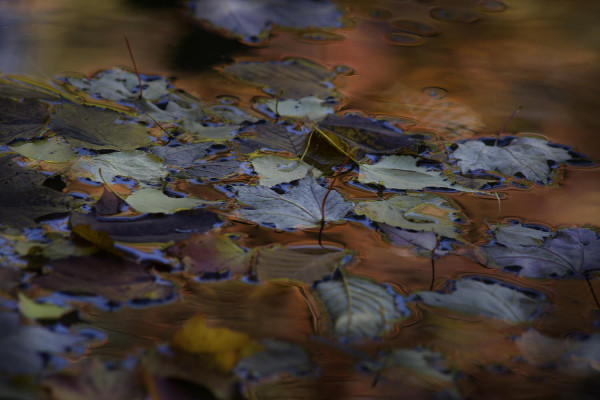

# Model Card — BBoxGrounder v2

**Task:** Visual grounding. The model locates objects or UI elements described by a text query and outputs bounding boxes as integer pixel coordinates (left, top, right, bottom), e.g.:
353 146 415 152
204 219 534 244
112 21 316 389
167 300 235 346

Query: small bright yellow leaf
18 293 71 320
172 314 261 372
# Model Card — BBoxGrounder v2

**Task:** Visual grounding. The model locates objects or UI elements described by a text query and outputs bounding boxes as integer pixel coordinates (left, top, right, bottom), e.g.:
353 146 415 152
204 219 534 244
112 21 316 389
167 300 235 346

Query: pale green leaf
251 155 321 187
259 96 333 121
125 188 219 214
18 293 71 320
9 137 76 162
69 151 166 183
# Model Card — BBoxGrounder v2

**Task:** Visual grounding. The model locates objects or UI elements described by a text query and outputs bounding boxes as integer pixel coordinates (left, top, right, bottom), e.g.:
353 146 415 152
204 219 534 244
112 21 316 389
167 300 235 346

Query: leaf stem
585 271 600 309
429 236 440 291
124 36 143 100
494 106 522 146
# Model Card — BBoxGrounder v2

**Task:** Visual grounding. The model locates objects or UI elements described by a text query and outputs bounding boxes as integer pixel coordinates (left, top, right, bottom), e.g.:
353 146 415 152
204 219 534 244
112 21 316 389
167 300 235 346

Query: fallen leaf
124 188 218 214
235 175 352 229
256 96 334 121
69 150 166 184
93 187 124 216
152 142 214 167
17 292 71 320
182 158 242 180
251 155 321 187
314 275 409 338
9 137 77 162
234 339 312 380
378 224 438 251
238 121 309 155
0 97 49 144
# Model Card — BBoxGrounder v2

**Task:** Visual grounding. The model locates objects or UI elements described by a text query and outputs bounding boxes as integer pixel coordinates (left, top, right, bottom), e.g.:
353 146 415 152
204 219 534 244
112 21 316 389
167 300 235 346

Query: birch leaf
359 155 477 192
251 155 321 187
235 175 352 229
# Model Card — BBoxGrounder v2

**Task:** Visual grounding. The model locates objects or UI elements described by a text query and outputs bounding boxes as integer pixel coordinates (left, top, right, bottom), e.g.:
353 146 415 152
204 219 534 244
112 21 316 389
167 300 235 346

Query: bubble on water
385 32 425 47
430 7 480 23
390 19 439 36
296 30 345 43
422 86 447 99
478 0 508 12
216 95 239 105
333 64 355 76
361 7 393 21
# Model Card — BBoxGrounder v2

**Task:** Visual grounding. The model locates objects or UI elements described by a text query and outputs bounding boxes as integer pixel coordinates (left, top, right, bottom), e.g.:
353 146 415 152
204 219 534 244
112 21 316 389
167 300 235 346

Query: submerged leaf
314 275 408 338
251 155 321 187
354 193 465 238
124 188 218 214
235 175 352 229
415 278 545 323
359 155 477 192
0 97 49 144
450 137 572 183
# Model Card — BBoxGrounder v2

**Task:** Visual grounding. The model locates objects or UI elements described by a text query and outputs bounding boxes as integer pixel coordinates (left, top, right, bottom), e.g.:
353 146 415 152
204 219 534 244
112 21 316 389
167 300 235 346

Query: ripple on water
216 95 239 105
478 0 509 13
296 30 345 44
361 7 393 21
385 32 425 47
430 7 480 23
390 19 440 37
333 64 355 76
422 86 447 99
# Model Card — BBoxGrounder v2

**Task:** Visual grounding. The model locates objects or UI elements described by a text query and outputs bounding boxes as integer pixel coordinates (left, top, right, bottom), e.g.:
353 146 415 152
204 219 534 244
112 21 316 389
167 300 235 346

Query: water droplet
390 20 439 37
430 7 480 23
422 86 447 99
333 65 355 76
385 33 425 47
296 30 345 43
216 95 239 105
478 0 508 12
361 7 393 21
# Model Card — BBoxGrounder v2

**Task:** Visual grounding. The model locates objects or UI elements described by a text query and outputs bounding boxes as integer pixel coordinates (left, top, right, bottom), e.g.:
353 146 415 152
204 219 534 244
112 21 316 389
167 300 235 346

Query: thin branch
585 271 600 309
124 36 143 100
495 106 522 146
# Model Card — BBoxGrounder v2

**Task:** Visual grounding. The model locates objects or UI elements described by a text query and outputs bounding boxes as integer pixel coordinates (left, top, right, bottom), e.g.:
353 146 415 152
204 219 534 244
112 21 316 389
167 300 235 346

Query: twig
585 271 600 309
494 106 522 146
429 236 440 291
124 36 143 100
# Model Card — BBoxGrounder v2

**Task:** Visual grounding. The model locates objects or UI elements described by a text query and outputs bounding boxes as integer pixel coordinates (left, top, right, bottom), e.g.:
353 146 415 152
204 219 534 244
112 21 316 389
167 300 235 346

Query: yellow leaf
18 293 71 320
172 315 261 372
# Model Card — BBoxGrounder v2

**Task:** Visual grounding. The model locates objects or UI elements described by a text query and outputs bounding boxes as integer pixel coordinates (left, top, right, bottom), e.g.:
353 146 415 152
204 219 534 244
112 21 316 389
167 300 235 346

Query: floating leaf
415 277 545 323
234 339 312 380
49 102 150 150
489 222 554 247
255 245 352 284
69 150 166 184
0 75 62 100
172 314 261 373
257 96 334 121
69 209 221 243
10 137 77 162
238 122 309 155
152 142 214 167
93 188 124 216
480 226 600 278
14 233 97 260
251 155 321 187
180 122 242 141
124 188 218 214
223 58 337 98
17 292 71 320
189 0 343 44
183 158 242 180
0 97 49 144
235 175 352 229
378 224 438 251
354 193 465 238
450 137 573 183
32 256 174 303
314 275 408 338
359 155 477 192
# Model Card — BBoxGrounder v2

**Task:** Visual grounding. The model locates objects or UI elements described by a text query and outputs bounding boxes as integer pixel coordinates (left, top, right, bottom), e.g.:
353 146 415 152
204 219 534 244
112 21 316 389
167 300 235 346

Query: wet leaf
69 209 221 243
0 97 49 144
152 142 214 167
235 175 352 229
93 187 124 216
9 137 77 162
69 150 166 184
358 155 477 192
180 122 242 142
251 155 321 187
238 122 309 155
0 311 89 375
480 226 600 278
378 224 439 251
489 222 554 247
14 233 97 260
319 114 422 155
414 277 545 323
0 266 22 292
32 256 174 303
0 75 62 100
354 193 465 238
124 188 219 214
314 275 408 338
0 154 75 229
223 58 337 98
172 314 261 373
450 137 572 183
234 339 312 380
49 102 151 150
17 292 71 320
168 233 254 277
255 245 352 284
182 158 242 180
189 0 343 44
257 96 334 121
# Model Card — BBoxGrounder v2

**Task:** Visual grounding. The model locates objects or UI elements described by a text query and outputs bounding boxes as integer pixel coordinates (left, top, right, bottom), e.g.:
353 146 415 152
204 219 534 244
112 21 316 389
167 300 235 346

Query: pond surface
1 0 599 399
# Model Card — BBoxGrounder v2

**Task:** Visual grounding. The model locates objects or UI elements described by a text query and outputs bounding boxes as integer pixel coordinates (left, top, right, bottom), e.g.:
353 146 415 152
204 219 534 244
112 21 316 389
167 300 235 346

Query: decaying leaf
255 245 352 284
234 339 313 380
0 97 49 144
414 277 545 323
183 158 242 180
124 188 218 214
314 275 409 338
235 175 352 229
354 193 466 239
172 314 261 372
255 96 334 121
450 137 573 183
9 137 77 162
251 155 321 187
152 142 214 167
190 0 343 44
238 121 309 155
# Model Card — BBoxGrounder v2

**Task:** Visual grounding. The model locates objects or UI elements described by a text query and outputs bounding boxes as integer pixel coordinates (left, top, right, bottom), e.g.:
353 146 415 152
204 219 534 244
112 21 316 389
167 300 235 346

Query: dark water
2 0 600 399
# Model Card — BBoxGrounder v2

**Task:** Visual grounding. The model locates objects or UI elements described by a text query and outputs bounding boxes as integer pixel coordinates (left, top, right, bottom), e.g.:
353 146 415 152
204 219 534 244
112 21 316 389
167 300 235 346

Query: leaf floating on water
152 142 214 167
235 175 352 229
9 137 77 162
124 188 219 214
0 75 62 100
223 58 338 98
450 137 573 183
255 245 353 284
414 277 545 323
256 96 334 121
359 155 478 192
69 150 166 184
0 97 49 144
238 122 309 155
49 102 151 151
378 224 439 251
314 275 409 338
251 155 321 187
354 193 466 239
183 158 242 180
189 0 343 44
480 224 600 278
172 314 261 373
234 339 313 380
17 292 71 320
